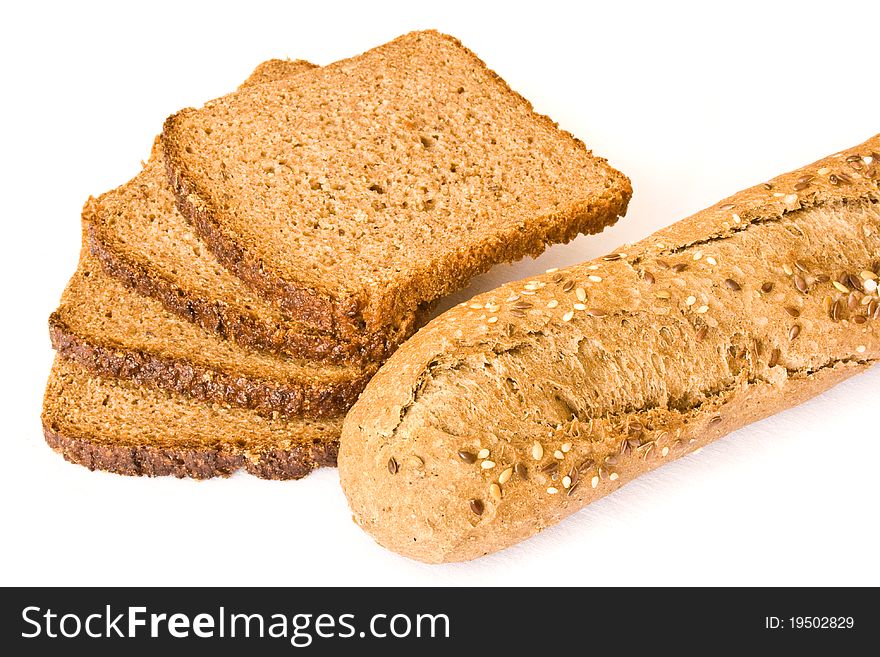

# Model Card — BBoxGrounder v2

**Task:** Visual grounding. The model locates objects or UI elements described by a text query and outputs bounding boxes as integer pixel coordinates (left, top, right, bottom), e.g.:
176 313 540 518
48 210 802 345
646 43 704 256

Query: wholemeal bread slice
338 134 880 562
85 58 416 365
50 250 373 419
43 357 341 479
163 30 632 340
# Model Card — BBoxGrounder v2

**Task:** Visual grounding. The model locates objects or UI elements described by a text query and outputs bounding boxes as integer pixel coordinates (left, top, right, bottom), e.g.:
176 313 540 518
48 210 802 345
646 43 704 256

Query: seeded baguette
163 30 631 339
43 357 341 480
339 135 880 563
84 58 415 365
51 251 373 419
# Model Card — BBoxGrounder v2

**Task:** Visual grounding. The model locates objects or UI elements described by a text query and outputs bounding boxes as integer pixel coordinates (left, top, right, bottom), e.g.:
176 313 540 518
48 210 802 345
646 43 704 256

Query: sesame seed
477 448 490 459
573 303 587 311
485 303 500 312
693 251 703 261
784 305 800 318
575 287 587 302
585 308 608 317
724 278 741 291
731 214 741 225
554 450 564 460
591 475 599 489
481 460 495 470
818 167 830 175
532 441 544 460
469 499 484 515
489 483 502 502
655 290 671 300
784 193 799 204
515 462 528 479
783 264 794 276
856 345 867 354
547 487 558 495
588 275 602 283
861 270 879 280
524 282 540 291
661 446 670 457
561 442 572 453
387 457 399 474
706 256 718 265
546 299 559 309
562 310 574 322
789 324 801 341
487 316 498 323
866 279 878 293
520 290 535 296
469 303 483 310
562 280 575 293
686 295 696 306
545 267 559 274
696 305 709 314
609 472 619 481
719 203 735 211
562 476 572 488
498 467 513 485
458 450 477 464
506 293 519 302
773 192 784 197
833 281 849 294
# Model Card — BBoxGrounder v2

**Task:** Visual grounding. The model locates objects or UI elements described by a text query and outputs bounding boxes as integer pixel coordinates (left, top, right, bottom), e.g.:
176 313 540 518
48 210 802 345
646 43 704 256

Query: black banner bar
1 587 873 654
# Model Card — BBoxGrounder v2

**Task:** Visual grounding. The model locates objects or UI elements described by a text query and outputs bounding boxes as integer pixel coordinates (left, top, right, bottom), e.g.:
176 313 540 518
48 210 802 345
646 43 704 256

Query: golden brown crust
162 30 632 339
338 134 880 563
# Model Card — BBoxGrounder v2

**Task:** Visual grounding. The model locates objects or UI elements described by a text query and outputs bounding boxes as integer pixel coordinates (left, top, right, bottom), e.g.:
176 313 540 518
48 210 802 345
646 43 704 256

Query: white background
1 0 878 586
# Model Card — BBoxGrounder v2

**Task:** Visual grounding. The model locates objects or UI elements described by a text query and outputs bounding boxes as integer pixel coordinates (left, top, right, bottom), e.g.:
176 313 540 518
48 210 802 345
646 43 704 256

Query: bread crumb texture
339 134 880 563
163 30 631 337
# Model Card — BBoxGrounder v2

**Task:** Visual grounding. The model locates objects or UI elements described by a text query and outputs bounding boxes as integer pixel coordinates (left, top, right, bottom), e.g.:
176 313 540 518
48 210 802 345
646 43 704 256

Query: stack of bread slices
42 31 632 479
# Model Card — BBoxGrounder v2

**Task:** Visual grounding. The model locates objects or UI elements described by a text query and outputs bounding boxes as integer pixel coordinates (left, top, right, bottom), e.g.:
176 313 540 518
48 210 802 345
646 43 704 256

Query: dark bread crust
49 314 372 419
85 220 412 365
162 30 632 340
43 423 338 480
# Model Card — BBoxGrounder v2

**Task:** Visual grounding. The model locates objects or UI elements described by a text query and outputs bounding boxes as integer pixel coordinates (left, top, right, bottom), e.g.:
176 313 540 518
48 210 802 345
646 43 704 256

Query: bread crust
43 423 338 480
162 30 632 339
338 134 880 563
49 315 373 420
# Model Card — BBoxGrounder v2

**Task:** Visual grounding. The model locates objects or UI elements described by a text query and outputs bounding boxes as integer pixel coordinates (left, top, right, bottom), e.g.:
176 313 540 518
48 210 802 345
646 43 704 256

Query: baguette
338 135 880 563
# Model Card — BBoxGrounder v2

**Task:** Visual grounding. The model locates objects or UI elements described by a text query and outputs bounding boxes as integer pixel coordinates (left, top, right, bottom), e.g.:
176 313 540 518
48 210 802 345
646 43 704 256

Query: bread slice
84 58 415 365
43 357 341 479
50 250 372 419
163 30 632 340
338 134 880 562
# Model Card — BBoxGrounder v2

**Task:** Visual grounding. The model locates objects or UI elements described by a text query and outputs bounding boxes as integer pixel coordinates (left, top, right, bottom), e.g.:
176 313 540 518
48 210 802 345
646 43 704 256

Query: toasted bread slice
163 30 632 340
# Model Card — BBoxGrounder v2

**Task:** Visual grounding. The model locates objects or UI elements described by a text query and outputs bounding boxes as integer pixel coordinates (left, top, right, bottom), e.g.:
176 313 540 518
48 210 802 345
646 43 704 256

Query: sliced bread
85 57 416 365
43 356 341 479
163 30 632 340
50 250 372 419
